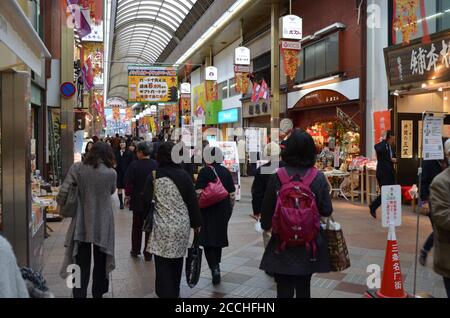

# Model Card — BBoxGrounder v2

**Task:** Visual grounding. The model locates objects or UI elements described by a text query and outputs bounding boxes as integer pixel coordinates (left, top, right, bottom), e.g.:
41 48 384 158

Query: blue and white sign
218 108 239 124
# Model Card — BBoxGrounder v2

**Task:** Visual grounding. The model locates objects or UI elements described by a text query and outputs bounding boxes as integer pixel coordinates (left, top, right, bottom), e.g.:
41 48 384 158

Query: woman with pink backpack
259 129 333 298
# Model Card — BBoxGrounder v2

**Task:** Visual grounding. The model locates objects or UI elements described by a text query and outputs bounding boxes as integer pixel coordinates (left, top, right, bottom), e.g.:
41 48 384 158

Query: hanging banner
83 42 104 86
205 81 218 102
422 115 444 160
112 106 120 121
181 94 191 125
234 65 250 94
373 110 391 144
216 141 241 200
125 107 133 120
193 84 206 119
235 47 251 65
128 66 178 103
401 120 413 159
281 40 301 81
205 100 222 125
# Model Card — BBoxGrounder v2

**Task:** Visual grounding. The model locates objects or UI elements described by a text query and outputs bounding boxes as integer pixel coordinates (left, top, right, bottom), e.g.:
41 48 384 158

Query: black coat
251 161 285 216
125 158 158 212
195 164 236 248
115 149 134 188
420 160 447 201
374 140 396 185
259 166 332 276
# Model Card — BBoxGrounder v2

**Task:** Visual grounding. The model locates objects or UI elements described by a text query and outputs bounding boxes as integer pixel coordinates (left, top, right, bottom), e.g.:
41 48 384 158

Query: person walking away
82 141 94 161
429 139 450 298
125 142 158 261
59 142 117 298
369 130 397 218
0 235 29 298
196 146 236 285
419 138 448 266
142 142 201 298
251 142 283 248
115 138 134 209
259 129 332 298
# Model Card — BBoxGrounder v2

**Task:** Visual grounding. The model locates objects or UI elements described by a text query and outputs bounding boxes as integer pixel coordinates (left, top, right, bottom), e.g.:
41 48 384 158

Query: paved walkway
42 177 447 298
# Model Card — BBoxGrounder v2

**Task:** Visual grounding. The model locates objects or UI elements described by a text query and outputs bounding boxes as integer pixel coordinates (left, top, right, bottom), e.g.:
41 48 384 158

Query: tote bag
198 166 229 209
185 233 203 288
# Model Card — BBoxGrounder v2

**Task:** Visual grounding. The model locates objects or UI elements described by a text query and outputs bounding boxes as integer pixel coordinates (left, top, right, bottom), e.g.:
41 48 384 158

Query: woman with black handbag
195 146 236 285
142 142 201 298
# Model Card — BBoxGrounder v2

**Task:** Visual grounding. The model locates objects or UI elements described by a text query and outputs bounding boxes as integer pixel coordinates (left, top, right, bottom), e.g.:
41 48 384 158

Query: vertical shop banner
112 106 120 121
281 40 301 80
401 120 413 159
128 66 178 103
82 56 94 91
381 185 402 227
205 100 222 125
181 94 191 125
234 65 250 94
83 42 104 86
125 107 133 120
216 142 241 201
193 84 206 119
422 116 444 160
205 81 218 102
373 110 391 144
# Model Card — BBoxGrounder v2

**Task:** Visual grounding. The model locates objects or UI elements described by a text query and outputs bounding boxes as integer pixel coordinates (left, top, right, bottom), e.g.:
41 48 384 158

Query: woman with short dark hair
259 129 333 298
60 142 117 298
115 138 134 209
195 146 236 285
82 141 94 161
142 142 201 298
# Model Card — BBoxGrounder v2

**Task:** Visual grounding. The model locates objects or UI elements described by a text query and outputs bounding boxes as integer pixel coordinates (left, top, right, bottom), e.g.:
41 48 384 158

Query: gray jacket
60 162 117 279
0 235 29 298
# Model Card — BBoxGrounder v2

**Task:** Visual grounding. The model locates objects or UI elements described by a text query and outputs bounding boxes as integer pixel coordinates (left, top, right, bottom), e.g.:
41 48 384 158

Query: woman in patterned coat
142 142 201 298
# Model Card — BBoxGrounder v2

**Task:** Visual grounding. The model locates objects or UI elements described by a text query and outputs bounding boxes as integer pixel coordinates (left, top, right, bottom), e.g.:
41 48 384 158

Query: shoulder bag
198 166 229 209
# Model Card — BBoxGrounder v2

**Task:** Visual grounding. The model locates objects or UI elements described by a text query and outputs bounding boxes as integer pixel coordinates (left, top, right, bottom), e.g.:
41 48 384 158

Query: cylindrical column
270 1 281 130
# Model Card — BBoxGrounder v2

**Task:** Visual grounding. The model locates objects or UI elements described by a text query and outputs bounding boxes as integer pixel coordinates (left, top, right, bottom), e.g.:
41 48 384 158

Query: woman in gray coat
60 142 117 298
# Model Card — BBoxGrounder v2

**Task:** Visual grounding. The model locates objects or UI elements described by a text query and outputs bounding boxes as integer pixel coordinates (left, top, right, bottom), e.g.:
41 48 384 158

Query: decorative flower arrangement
393 0 419 44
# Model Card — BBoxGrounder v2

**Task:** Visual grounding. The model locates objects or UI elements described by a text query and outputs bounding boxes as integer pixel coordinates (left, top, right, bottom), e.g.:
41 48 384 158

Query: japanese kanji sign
401 120 413 159
422 115 444 161
384 30 450 90
128 66 178 103
381 185 402 228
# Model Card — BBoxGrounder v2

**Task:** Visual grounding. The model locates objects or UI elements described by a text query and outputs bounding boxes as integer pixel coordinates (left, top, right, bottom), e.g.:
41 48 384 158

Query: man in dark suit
369 130 397 218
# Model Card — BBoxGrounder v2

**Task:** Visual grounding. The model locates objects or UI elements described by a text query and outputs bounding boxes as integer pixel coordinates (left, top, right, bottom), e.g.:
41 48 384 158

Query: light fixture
293 75 341 89
422 83 427 88
438 87 443 92
392 90 400 96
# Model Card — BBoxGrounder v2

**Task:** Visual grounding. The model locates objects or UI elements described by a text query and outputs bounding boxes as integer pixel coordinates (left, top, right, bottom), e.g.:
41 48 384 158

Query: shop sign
401 120 413 159
180 82 191 94
234 65 251 73
296 89 348 108
373 110 391 144
381 185 402 228
128 66 178 103
281 40 301 80
245 101 270 118
281 40 301 50
384 30 450 90
235 47 251 65
422 115 444 160
218 108 239 124
280 15 303 40
205 66 218 81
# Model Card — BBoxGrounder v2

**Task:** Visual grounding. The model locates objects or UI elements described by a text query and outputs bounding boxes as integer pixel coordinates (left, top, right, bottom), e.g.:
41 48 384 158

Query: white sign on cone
381 185 402 228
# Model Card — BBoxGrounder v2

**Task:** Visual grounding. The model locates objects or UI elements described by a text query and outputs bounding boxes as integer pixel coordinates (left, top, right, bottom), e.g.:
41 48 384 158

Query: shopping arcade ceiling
108 0 214 101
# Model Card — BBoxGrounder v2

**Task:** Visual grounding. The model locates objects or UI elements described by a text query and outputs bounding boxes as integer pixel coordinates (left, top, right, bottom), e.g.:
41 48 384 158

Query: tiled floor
42 177 447 298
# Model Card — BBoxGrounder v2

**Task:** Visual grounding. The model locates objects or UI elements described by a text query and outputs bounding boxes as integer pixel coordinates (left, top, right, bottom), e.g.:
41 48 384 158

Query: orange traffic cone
376 225 408 298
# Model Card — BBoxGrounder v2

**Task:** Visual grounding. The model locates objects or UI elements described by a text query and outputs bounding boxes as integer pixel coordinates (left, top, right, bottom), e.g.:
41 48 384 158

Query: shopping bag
185 233 203 288
322 217 351 272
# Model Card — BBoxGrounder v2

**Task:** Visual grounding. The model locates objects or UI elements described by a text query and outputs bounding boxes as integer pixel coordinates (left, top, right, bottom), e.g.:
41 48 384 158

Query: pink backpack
272 167 321 259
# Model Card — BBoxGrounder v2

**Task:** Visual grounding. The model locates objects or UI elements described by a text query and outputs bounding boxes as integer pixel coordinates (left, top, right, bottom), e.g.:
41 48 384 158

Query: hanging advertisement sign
180 82 191 94
205 100 222 125
83 42 104 86
205 81 218 102
205 66 218 81
401 120 413 159
373 110 391 144
422 115 444 160
381 185 402 228
181 94 191 125
234 65 250 94
280 15 303 40
193 84 206 119
128 66 178 103
235 47 251 65
216 141 241 200
280 40 301 81
112 106 120 121
125 107 133 120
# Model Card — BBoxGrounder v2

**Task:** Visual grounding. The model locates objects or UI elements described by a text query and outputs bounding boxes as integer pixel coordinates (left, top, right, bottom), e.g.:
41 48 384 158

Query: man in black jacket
369 131 397 218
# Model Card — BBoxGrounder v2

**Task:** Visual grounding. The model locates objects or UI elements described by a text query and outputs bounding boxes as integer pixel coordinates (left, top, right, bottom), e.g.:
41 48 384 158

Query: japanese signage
234 65 250 94
216 141 241 200
297 90 349 108
180 82 191 94
384 30 450 90
422 115 444 160
181 94 191 125
281 40 301 80
280 15 303 40
401 120 413 159
205 66 218 81
205 81 218 102
83 42 104 86
373 110 391 144
382 185 402 228
235 47 251 65
128 66 178 103
112 106 120 121
193 84 206 119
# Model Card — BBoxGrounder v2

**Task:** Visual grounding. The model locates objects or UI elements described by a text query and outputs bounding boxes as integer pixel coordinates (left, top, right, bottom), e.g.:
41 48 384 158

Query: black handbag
185 233 203 288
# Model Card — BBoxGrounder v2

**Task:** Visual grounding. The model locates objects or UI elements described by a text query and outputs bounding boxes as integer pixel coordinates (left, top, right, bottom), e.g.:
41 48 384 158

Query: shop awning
0 0 51 77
